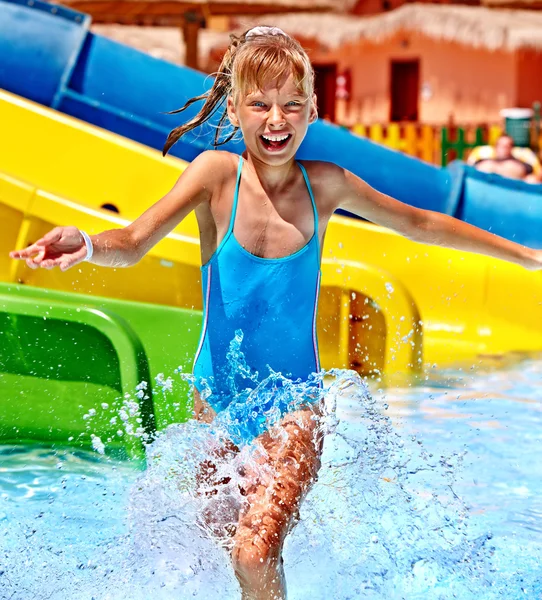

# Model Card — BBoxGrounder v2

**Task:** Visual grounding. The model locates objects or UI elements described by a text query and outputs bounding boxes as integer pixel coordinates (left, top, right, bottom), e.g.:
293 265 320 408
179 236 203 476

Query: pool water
1 358 541 599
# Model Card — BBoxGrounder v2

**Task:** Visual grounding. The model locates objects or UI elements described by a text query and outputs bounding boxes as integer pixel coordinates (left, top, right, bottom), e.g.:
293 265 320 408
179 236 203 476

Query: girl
9 26 542 600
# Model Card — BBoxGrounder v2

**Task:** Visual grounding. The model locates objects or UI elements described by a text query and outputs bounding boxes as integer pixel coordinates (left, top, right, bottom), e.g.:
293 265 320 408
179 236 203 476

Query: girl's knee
231 539 279 585
231 519 283 580
232 540 271 572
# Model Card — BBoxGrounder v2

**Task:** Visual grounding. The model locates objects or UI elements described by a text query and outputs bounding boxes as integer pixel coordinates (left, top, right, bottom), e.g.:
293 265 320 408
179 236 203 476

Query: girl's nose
267 104 286 127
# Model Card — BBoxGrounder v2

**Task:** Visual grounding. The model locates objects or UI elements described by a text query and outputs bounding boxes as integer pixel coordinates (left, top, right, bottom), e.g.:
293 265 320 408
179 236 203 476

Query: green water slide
0 283 201 461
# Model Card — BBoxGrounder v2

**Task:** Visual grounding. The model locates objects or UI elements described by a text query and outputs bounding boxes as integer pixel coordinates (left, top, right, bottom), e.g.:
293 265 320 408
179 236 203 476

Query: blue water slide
1 0 541 247
459 166 542 248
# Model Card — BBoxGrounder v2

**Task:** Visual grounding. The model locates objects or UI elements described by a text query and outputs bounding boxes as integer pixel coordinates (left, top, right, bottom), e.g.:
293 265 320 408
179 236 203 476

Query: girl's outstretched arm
330 165 542 271
9 151 223 271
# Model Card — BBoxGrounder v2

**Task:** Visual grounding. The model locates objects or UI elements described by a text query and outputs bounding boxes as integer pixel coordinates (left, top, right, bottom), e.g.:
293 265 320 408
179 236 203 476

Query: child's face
227 74 317 166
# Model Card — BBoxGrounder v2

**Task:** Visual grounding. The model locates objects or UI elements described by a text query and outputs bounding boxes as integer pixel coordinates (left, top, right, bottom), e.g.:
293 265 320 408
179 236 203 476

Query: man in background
470 134 541 183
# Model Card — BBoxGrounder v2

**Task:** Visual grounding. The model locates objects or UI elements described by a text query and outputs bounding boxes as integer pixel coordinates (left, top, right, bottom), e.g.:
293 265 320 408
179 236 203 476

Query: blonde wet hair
162 27 315 155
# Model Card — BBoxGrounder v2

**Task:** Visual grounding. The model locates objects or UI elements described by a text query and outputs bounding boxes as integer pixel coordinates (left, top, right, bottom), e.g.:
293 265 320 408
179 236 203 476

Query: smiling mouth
260 133 292 152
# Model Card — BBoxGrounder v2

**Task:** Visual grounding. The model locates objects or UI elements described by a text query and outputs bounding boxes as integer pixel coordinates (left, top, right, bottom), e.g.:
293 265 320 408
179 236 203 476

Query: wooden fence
349 123 542 166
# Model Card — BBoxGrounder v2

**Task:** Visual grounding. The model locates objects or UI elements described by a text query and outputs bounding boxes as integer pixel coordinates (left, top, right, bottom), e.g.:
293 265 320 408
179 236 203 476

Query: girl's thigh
233 405 325 555
193 392 324 549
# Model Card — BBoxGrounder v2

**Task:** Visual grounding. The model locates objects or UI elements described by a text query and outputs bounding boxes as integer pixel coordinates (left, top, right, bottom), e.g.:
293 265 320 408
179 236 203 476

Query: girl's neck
243 152 298 195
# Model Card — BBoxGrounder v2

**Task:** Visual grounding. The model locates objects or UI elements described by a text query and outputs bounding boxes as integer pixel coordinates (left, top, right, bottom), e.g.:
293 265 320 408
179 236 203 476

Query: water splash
4 339 542 598
104 369 496 598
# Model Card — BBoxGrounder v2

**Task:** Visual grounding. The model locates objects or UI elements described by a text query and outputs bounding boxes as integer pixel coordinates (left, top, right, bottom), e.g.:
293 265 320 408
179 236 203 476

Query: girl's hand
9 226 88 271
524 249 542 271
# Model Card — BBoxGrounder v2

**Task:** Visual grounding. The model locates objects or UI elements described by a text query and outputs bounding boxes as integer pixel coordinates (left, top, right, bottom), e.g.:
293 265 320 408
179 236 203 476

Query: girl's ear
227 96 240 127
308 94 318 124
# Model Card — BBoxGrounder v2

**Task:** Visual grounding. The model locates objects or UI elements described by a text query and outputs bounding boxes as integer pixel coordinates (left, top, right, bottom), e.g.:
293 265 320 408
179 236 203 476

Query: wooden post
533 101 541 153
182 11 204 70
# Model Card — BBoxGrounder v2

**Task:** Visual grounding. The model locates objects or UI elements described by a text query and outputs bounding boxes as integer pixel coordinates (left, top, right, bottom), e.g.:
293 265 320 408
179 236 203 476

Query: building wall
308 33 518 125
516 49 542 108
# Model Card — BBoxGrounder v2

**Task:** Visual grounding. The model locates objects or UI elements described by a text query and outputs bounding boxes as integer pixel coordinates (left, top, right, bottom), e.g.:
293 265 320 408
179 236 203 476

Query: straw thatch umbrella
481 0 542 9
91 23 228 65
55 0 336 69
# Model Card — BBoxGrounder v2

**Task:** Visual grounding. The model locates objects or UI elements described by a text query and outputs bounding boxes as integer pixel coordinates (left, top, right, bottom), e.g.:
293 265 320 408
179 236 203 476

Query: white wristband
79 230 94 262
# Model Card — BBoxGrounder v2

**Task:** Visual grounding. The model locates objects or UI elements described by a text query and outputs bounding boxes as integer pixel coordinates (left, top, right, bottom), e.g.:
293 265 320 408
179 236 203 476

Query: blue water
1 358 541 599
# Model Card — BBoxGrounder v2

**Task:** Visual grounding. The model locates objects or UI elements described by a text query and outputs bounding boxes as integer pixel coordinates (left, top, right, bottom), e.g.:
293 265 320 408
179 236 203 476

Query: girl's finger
25 258 39 270
41 258 62 269
9 243 44 260
35 228 63 247
32 248 46 265
59 249 86 272
59 260 74 272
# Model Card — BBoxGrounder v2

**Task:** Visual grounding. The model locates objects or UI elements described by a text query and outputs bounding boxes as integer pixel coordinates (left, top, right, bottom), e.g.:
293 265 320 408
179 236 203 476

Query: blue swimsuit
192 156 323 442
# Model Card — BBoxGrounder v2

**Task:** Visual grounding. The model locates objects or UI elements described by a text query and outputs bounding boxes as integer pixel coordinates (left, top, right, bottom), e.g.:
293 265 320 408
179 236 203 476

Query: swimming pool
1 357 541 599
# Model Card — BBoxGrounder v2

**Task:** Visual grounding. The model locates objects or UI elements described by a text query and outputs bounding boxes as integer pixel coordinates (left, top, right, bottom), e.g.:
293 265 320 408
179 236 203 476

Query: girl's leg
231 406 324 600
193 389 241 538
193 387 218 424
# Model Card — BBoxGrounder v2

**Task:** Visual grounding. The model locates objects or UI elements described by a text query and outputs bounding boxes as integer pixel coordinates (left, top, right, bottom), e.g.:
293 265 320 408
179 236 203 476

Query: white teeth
262 134 290 142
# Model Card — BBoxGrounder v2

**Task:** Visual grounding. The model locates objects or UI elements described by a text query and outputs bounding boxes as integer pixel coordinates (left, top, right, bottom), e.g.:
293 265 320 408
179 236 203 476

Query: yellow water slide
2 89 541 376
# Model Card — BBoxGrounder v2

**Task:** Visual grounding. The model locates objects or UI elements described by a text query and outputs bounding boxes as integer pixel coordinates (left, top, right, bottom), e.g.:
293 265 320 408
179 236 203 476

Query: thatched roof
482 0 542 8
233 4 542 51
61 0 336 23
92 24 227 63
93 3 542 68
333 0 360 11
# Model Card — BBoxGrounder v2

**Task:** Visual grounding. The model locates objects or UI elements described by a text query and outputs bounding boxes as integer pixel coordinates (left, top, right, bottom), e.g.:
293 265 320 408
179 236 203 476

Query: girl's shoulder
192 149 239 175
297 160 347 211
297 159 345 184
184 150 240 195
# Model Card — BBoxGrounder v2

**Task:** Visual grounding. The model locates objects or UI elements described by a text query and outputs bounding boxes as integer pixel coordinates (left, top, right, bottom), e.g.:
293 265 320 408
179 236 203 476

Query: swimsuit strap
297 161 320 260
226 155 244 237
227 156 320 259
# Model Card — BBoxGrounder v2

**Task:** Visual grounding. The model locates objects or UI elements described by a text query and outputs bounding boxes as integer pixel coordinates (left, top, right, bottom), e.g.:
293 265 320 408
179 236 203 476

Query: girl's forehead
245 75 305 97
